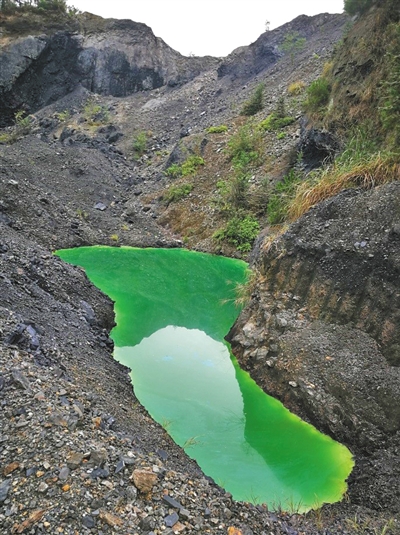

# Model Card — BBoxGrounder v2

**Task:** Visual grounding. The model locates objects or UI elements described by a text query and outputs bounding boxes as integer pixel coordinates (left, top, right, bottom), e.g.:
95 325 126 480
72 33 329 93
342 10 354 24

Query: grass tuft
289 151 400 220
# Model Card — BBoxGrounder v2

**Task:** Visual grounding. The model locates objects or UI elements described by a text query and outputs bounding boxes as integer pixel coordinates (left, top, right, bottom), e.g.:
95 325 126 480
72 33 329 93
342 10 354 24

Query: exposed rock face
228 182 400 511
0 13 218 125
298 123 341 170
0 32 82 126
218 13 348 79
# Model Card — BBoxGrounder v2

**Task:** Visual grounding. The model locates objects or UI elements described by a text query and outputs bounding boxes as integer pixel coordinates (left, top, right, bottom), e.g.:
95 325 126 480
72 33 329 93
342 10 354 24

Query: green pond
56 246 354 511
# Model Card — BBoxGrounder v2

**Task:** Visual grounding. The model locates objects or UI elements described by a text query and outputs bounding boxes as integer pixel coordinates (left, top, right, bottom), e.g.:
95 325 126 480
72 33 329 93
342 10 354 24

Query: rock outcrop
218 13 348 80
0 13 218 126
228 182 400 511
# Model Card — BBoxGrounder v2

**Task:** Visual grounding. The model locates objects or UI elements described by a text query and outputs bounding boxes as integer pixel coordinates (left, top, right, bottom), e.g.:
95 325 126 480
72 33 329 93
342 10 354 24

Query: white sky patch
66 0 344 57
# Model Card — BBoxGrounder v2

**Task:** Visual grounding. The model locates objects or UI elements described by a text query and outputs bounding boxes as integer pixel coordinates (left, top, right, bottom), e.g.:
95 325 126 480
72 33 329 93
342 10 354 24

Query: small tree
280 31 306 65
241 83 265 116
344 0 374 15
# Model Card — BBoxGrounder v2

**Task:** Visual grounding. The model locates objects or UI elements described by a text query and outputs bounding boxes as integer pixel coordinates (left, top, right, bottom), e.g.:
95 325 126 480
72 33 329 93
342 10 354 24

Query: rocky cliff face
0 12 218 126
227 182 400 511
218 12 347 79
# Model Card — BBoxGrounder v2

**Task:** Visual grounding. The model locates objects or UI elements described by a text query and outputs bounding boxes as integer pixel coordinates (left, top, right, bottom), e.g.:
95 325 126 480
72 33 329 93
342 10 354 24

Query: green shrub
12 110 33 136
259 114 294 131
37 0 67 11
304 78 331 112
216 180 229 195
83 99 109 125
228 174 250 209
163 183 193 204
207 125 228 134
344 0 374 15
213 215 260 253
280 31 306 65
164 163 182 178
0 110 32 144
0 132 14 144
165 155 205 178
132 131 148 159
181 155 205 176
227 124 263 170
55 110 71 122
267 169 303 224
241 83 265 116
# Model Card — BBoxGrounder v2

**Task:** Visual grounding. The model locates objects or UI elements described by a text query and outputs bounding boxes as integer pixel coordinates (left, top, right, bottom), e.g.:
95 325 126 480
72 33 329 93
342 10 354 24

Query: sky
66 0 345 57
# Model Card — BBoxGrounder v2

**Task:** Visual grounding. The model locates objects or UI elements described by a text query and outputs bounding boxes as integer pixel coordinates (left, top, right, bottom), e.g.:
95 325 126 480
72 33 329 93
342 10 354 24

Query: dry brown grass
262 225 289 255
289 152 400 221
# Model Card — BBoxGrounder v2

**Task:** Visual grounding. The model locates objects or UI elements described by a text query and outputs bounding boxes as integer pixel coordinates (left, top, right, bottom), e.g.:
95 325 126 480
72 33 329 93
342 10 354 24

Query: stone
171 521 186 533
115 459 125 473
165 511 179 528
162 494 182 509
125 485 138 503
11 369 31 391
0 479 11 503
228 528 243 535
90 467 110 479
94 202 107 211
3 462 19 476
12 509 46 533
38 482 48 493
139 515 155 530
82 515 96 528
179 508 190 520
48 412 68 427
59 466 70 480
99 510 123 527
132 469 157 495
25 325 40 350
66 452 84 470
90 448 108 467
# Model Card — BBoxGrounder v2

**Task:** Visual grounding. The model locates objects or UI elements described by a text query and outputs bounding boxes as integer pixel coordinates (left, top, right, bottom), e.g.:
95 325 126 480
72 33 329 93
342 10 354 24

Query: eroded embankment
228 182 400 513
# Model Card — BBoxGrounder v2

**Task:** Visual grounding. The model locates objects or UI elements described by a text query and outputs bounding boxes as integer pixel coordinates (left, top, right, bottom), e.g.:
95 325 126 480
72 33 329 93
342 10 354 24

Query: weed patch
132 131 148 160
213 214 260 253
260 115 295 131
304 78 331 113
288 80 306 95
287 127 400 220
227 124 263 171
379 23 400 147
163 183 193 204
207 125 228 134
83 99 109 125
165 155 205 178
267 169 303 224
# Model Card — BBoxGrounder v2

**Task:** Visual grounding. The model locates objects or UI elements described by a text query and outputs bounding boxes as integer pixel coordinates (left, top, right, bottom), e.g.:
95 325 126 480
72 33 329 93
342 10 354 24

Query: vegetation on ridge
0 0 76 13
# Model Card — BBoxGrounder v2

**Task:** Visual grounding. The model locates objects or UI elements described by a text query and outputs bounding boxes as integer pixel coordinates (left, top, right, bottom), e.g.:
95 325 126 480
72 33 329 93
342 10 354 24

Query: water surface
56 246 353 511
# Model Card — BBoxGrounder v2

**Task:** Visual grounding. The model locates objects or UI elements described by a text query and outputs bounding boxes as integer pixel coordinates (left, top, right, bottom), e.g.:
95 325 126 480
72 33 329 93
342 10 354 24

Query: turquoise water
56 246 354 511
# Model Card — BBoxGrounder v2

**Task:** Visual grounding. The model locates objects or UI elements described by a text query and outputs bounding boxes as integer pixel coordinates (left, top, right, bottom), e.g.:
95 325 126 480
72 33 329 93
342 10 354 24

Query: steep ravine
0 6 399 534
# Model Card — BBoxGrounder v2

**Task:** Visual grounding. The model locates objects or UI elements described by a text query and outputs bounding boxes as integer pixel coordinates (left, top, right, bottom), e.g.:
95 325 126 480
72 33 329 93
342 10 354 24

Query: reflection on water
116 326 350 509
56 246 354 511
